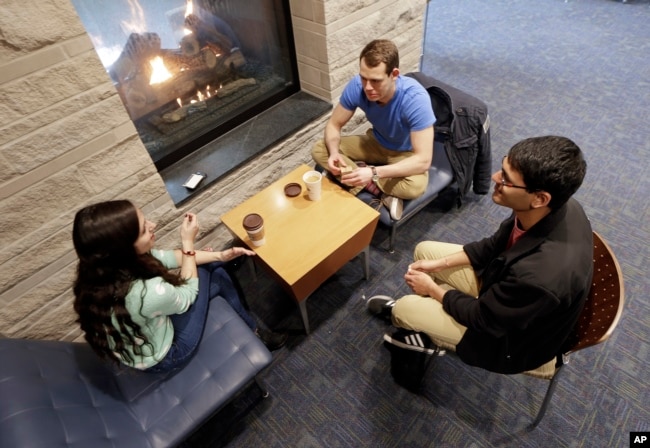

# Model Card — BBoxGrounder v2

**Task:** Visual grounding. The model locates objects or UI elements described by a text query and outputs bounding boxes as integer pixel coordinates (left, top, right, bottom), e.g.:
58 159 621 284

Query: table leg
361 245 370 280
298 299 311 334
246 256 257 282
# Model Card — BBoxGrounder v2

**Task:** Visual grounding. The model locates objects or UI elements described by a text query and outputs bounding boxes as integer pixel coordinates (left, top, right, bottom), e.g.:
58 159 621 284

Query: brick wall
0 0 426 341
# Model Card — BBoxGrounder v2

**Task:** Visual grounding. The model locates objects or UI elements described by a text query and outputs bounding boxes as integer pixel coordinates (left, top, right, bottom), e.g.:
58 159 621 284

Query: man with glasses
369 136 593 378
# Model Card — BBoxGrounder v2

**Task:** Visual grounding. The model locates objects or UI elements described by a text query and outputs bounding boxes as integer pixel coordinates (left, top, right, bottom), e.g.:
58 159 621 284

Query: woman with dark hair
72 200 286 373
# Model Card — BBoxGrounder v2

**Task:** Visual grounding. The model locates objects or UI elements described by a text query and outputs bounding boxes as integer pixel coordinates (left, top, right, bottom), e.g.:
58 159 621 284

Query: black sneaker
383 329 441 392
383 329 439 355
256 328 288 351
367 295 395 321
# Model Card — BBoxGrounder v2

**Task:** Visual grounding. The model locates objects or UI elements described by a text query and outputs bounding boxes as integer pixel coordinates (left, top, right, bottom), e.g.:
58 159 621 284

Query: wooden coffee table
221 164 380 333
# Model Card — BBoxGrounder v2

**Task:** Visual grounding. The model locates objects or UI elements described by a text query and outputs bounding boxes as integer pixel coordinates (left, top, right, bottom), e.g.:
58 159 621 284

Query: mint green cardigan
110 249 199 369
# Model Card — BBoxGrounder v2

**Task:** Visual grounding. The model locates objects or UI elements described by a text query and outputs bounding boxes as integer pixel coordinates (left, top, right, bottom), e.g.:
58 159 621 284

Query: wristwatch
370 166 379 184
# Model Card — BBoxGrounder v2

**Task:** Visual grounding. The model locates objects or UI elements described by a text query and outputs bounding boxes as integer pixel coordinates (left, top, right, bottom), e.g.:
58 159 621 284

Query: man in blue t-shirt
311 39 436 220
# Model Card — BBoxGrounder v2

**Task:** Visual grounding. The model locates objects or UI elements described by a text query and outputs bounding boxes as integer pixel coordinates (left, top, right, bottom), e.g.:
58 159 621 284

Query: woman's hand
178 213 199 279
219 246 255 262
196 246 256 264
180 213 199 248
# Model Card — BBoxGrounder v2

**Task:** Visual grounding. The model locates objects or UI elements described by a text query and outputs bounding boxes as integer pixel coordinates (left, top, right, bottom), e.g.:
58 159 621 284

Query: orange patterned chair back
520 232 624 427
565 231 624 354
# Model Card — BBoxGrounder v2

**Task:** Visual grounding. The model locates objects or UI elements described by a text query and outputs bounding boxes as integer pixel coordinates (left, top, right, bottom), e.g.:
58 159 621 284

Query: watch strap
371 166 379 184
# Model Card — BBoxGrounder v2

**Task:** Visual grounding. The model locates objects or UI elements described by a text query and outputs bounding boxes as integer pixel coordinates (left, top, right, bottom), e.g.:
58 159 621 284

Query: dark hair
359 39 399 75
507 136 587 209
72 200 183 364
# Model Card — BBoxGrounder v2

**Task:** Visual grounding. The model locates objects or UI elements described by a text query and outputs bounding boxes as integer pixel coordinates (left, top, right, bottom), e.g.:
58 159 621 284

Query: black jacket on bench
406 72 492 205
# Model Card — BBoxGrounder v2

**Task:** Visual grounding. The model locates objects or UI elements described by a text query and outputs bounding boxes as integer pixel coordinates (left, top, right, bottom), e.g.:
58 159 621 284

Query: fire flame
176 85 214 109
183 0 194 36
149 57 172 85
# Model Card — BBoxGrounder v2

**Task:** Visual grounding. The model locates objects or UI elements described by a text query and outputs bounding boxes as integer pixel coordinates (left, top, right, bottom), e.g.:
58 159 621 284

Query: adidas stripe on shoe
383 330 441 356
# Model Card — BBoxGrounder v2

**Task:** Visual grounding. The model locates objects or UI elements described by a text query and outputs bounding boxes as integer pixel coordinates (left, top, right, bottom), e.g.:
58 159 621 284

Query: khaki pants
311 129 428 199
391 241 480 351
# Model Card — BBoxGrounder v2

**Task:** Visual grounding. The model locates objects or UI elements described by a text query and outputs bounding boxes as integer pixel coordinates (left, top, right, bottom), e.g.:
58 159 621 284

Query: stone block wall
292 0 426 101
0 0 426 341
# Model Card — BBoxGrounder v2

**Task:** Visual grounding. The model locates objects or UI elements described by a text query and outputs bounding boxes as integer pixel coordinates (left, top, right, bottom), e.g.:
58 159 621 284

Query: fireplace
71 0 319 177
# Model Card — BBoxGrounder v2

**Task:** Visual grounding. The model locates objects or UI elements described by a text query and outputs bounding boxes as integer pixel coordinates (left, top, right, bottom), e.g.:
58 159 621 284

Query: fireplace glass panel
71 0 299 170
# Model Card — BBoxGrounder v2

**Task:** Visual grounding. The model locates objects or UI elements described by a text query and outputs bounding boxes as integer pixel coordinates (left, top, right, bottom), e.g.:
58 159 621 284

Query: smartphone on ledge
182 171 207 189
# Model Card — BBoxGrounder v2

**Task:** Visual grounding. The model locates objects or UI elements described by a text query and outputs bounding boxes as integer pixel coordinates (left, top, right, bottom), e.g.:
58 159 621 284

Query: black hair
508 135 587 209
72 200 183 364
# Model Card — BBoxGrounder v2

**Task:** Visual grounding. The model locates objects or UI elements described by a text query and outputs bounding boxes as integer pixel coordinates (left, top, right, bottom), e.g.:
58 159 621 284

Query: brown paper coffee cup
243 213 265 246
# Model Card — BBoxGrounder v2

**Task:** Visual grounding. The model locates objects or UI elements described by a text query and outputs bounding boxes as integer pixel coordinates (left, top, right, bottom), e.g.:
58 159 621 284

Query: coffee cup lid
243 213 263 229
284 182 302 197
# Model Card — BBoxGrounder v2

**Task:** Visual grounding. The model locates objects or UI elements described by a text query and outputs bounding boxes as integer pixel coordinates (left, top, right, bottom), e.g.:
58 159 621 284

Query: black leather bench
0 295 272 448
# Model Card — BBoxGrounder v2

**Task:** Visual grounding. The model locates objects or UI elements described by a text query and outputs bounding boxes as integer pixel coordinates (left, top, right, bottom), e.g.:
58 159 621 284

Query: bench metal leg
389 225 397 253
255 375 270 398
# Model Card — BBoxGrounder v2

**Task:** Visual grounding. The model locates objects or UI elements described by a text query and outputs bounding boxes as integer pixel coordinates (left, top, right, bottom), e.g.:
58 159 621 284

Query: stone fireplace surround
0 0 427 341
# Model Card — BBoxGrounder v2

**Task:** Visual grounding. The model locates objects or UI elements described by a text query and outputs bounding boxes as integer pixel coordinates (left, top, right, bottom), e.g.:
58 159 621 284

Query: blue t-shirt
340 75 435 151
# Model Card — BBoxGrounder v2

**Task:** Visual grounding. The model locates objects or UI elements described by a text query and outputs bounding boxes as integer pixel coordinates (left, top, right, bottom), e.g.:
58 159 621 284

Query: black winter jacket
442 199 593 374
406 72 492 204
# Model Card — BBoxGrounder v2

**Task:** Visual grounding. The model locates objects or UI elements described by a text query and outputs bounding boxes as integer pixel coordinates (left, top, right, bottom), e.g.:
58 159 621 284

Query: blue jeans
146 261 257 373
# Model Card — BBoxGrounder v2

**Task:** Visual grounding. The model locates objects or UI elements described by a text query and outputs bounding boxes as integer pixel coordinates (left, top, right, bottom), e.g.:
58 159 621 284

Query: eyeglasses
498 156 529 190
497 173 529 190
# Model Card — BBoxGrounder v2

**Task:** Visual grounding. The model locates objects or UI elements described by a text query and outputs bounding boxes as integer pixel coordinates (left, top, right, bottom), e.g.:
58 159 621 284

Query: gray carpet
187 1 650 446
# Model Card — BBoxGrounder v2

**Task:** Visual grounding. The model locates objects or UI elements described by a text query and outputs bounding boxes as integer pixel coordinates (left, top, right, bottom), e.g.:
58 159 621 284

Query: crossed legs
311 129 428 200
391 241 479 351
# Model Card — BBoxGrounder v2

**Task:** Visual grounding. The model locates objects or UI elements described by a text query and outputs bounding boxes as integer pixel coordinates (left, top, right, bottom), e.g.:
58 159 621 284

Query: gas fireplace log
217 78 257 97
161 100 208 124
180 34 201 56
110 32 162 84
123 32 162 59
121 62 228 121
153 77 257 126
223 48 246 70
203 42 227 58
161 74 199 100
121 73 197 121
202 48 218 69
182 15 246 73
160 48 218 73
201 42 246 71
150 74 197 102
184 14 234 53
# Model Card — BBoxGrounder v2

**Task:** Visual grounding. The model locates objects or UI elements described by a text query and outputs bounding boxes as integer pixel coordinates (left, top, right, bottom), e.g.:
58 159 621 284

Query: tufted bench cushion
0 296 272 448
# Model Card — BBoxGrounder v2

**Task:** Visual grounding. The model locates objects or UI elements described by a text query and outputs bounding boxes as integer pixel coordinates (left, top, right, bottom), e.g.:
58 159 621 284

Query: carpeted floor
186 1 650 446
